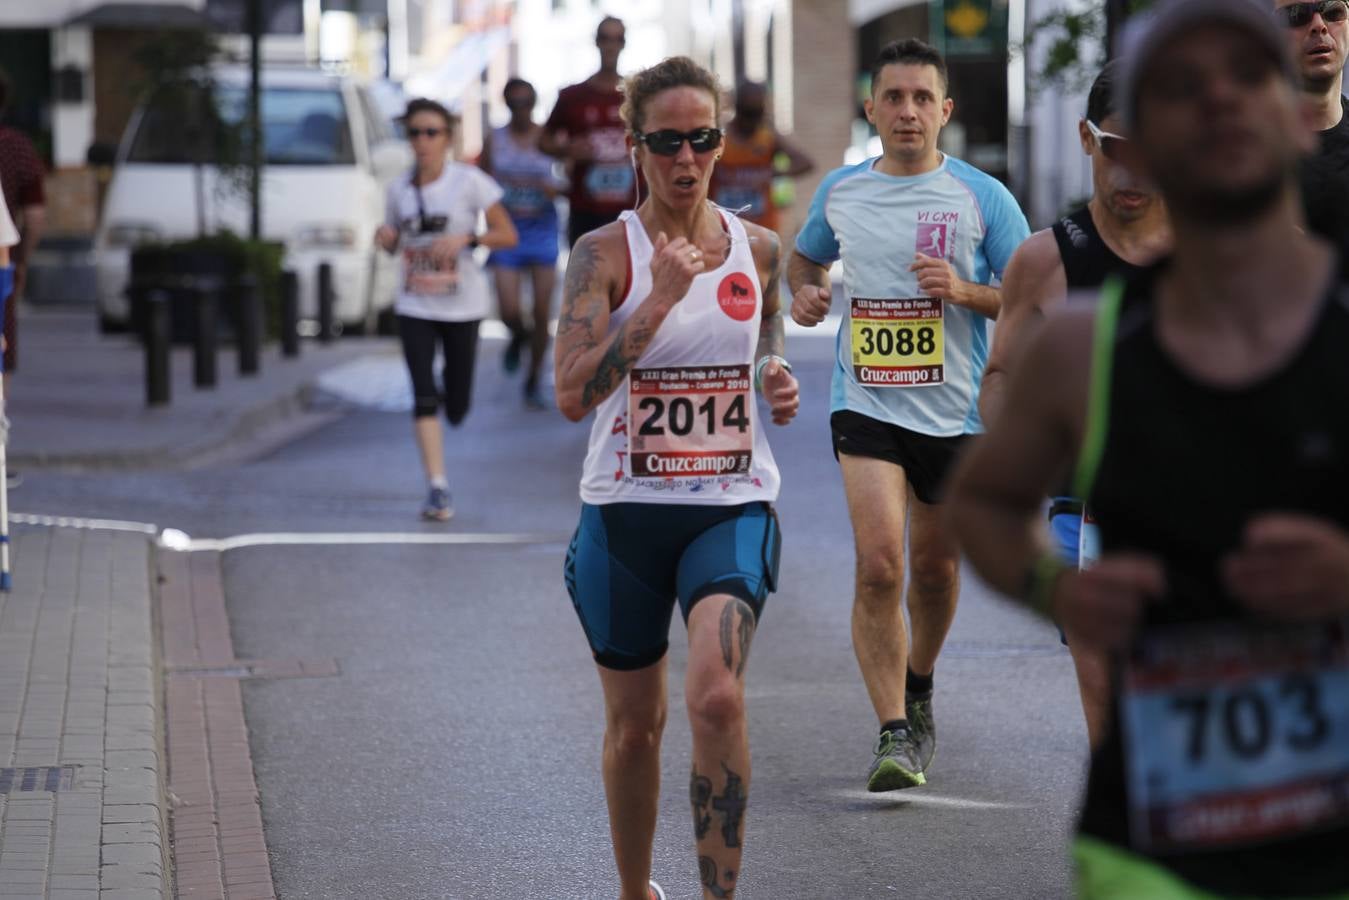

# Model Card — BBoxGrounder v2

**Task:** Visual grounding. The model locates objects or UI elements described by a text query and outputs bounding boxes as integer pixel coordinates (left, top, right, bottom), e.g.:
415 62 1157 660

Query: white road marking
11 513 159 535
833 789 1033 810
13 512 567 553
179 531 569 552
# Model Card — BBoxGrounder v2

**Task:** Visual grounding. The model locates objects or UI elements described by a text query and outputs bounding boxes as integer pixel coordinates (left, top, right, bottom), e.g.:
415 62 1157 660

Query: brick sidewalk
0 525 169 899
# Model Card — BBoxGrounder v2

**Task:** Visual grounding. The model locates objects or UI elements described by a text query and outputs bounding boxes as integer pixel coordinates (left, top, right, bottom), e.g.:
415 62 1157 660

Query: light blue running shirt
796 155 1030 436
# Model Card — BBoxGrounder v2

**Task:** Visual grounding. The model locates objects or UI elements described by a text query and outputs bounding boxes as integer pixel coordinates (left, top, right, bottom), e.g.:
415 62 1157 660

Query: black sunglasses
634 128 723 156
1278 0 1349 27
408 127 446 139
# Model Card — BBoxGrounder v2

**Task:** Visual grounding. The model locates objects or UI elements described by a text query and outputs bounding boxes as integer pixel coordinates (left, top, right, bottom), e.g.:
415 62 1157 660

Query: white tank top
579 209 781 506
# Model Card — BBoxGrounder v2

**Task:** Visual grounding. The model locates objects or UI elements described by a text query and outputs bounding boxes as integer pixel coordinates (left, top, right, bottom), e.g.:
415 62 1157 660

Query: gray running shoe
649 880 667 900
906 690 936 772
420 486 453 521
867 728 926 792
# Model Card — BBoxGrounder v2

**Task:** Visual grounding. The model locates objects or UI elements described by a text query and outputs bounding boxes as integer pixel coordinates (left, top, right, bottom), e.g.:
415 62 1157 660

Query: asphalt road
17 330 1088 899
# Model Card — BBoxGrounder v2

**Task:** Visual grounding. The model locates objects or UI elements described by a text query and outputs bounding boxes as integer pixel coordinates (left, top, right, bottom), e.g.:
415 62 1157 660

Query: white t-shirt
385 162 505 322
0 177 17 249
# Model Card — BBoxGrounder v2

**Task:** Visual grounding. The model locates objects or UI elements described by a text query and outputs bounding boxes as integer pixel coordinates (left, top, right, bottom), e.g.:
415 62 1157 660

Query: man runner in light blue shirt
789 38 1029 791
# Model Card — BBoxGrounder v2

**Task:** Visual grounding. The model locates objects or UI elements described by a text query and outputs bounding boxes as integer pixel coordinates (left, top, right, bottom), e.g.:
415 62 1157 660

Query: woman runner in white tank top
554 57 799 900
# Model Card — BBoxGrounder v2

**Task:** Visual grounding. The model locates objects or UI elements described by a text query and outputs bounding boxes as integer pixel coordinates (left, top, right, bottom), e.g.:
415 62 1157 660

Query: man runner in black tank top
948 1 1349 896
979 62 1171 749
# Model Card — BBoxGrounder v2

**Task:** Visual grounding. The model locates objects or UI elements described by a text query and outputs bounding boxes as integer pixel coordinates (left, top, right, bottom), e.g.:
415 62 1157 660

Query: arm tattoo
756 311 785 366
579 312 655 410
690 765 713 840
718 599 756 677
557 239 603 372
699 856 735 898
712 763 748 848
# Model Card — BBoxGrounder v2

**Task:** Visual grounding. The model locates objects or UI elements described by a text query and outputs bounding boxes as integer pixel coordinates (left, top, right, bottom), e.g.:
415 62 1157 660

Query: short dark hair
504 78 535 100
403 97 457 130
621 56 721 135
1085 61 1118 126
870 39 948 95
597 15 625 39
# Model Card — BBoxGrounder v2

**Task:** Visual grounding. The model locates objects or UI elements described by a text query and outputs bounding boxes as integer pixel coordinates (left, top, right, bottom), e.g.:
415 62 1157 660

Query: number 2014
638 394 750 437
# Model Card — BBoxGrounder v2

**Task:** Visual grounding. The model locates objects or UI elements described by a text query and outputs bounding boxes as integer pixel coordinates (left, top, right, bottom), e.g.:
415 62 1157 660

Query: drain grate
0 766 77 794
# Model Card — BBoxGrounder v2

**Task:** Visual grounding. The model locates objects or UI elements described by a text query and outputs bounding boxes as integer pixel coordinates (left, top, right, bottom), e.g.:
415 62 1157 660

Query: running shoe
906 690 936 772
503 330 527 373
649 880 667 900
866 727 926 792
420 486 454 521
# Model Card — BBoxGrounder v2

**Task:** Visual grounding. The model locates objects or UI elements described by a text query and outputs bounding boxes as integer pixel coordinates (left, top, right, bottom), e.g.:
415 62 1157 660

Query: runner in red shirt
0 70 47 379
541 16 634 247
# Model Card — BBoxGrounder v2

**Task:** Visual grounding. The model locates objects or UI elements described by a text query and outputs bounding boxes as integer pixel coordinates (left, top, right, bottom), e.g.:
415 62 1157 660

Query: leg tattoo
719 599 756 676
699 856 736 898
712 764 747 848
690 765 713 840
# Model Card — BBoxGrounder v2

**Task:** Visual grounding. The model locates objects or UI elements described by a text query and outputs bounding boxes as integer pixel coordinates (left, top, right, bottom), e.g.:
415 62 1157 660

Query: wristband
754 355 791 391
1022 551 1070 618
467 234 480 250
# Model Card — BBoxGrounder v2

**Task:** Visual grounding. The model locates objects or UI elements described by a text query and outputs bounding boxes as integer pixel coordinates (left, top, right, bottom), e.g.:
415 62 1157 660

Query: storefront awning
66 3 214 29
403 26 511 109
849 0 928 26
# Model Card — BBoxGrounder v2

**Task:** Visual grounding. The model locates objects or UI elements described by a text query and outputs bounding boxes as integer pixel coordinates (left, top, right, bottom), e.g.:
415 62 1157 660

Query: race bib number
502 181 550 219
714 186 766 217
1122 621 1349 852
627 365 753 478
583 163 634 204
402 239 458 296
850 297 945 387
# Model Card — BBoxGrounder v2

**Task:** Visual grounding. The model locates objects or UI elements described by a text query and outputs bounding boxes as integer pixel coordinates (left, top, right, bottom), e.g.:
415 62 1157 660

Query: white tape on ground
180 531 568 552
12 513 566 552
11 512 159 535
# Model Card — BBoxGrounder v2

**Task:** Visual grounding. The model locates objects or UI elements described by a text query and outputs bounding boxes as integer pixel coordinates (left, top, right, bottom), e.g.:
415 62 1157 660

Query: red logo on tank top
716 273 757 321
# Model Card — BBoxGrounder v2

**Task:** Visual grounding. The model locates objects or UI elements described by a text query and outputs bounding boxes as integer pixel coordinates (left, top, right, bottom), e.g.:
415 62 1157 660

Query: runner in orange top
710 81 815 231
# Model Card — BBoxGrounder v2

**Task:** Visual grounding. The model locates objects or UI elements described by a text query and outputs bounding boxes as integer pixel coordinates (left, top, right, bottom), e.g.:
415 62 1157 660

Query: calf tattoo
690 766 713 840
699 856 736 898
718 599 756 677
712 764 747 848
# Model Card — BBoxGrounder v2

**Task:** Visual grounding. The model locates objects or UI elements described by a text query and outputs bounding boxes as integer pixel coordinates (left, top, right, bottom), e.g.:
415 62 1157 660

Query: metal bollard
280 269 300 357
317 261 335 343
237 276 262 376
144 288 171 406
192 279 218 388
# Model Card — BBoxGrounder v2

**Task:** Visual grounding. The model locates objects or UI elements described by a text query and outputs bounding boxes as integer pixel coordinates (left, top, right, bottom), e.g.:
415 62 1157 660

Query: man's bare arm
787 248 828 296
773 134 815 178
979 231 1069 426
946 311 1093 596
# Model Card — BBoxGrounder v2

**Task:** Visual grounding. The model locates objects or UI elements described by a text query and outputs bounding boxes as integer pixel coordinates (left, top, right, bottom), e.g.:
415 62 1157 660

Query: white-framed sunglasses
1086 120 1129 162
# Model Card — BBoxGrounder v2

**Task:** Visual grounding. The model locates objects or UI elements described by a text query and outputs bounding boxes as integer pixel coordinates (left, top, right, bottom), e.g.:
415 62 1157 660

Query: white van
95 66 410 334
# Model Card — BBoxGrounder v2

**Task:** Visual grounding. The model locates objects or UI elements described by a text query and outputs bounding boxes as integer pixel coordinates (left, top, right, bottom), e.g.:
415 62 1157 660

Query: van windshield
127 84 356 166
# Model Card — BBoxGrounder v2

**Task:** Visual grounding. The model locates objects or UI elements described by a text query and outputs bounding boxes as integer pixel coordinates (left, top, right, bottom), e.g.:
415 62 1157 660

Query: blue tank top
490 126 559 223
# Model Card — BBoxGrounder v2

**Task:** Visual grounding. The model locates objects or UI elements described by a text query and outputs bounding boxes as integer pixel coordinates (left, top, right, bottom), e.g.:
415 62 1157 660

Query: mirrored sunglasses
634 128 723 156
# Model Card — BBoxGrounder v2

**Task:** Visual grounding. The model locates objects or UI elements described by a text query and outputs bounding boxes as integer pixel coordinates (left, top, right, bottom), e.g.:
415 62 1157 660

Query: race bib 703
1122 620 1349 852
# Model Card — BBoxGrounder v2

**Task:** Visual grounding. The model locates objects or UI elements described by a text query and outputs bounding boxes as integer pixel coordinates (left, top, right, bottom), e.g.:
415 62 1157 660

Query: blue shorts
1049 497 1084 565
489 215 559 269
564 502 782 671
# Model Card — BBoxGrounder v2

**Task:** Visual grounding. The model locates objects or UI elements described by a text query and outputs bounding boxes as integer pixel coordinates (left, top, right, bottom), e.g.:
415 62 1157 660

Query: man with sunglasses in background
541 16 632 248
788 39 1029 792
979 62 1171 751
1277 0 1349 244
